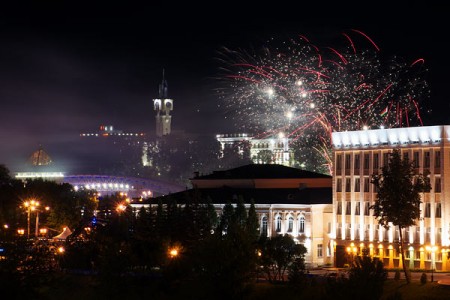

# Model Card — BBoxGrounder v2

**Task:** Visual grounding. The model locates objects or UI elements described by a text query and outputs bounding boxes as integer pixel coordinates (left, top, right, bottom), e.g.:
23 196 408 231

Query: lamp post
35 206 50 238
426 245 437 282
23 200 49 239
346 243 358 266
23 200 39 239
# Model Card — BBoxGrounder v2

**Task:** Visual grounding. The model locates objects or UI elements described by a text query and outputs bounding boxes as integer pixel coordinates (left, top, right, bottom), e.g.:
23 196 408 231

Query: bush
420 272 427 284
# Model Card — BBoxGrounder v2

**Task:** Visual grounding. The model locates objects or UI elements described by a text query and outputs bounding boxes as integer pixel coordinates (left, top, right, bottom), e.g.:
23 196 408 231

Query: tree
234 195 247 226
259 234 307 282
246 199 259 243
218 201 234 235
370 149 430 283
0 164 12 185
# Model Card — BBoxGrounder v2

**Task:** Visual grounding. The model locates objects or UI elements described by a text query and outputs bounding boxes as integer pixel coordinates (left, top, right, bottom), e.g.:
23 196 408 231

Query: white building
216 133 294 166
332 125 450 271
144 164 334 267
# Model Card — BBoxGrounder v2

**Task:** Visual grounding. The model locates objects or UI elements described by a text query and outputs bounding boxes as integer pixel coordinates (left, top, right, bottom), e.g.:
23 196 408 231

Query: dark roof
192 164 331 180
151 186 332 205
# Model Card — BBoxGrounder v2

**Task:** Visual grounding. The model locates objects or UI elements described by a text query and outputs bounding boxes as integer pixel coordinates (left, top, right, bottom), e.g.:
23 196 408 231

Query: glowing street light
35 206 50 238
346 243 358 266
425 245 438 282
116 203 127 213
169 247 179 258
23 200 39 239
23 200 50 239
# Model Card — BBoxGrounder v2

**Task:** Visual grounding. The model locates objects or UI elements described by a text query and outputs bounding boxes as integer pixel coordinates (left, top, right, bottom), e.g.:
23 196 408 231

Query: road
308 268 450 285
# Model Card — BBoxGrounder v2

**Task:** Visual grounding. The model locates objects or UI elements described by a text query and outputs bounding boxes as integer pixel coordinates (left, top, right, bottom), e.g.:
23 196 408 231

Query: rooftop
151 186 332 205
192 164 331 180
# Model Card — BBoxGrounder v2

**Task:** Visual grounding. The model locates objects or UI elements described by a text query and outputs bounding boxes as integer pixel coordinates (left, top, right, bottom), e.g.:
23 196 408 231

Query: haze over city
0 2 446 175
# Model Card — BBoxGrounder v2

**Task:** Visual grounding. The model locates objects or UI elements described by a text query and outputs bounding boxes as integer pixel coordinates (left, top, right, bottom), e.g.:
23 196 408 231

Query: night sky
0 2 446 173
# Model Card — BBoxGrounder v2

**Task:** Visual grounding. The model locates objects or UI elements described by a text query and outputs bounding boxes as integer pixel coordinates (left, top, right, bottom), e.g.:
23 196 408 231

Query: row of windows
338 231 443 244
276 215 305 233
370 249 443 261
336 177 441 193
337 224 443 243
336 150 441 172
336 201 442 218
261 215 306 234
337 202 370 215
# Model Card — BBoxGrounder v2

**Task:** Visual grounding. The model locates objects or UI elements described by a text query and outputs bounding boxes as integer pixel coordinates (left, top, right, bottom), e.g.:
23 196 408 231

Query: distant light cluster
217 29 430 172
15 172 64 179
80 125 145 137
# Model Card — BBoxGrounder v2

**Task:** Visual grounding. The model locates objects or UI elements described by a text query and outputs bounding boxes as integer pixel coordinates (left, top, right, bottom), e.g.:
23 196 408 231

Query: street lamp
425 245 438 282
23 200 50 239
23 200 39 239
168 247 179 258
39 228 48 236
116 203 127 213
346 243 358 266
35 206 50 238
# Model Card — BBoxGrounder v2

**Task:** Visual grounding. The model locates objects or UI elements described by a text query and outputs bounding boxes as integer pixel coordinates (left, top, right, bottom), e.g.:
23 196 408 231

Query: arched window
299 216 305 233
261 216 268 236
287 216 294 232
276 215 282 232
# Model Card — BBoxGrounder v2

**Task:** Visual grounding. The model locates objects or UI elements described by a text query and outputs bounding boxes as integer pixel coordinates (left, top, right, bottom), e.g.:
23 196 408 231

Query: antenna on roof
158 69 168 98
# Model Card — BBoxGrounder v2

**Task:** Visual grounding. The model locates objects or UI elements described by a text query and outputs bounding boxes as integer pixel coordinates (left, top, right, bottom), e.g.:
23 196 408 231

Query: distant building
137 164 333 267
80 125 146 138
332 125 450 271
28 146 52 166
15 146 184 198
216 133 294 167
153 70 173 137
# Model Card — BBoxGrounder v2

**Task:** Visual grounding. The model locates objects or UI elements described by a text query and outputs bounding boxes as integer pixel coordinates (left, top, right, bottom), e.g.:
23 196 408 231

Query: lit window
317 244 323 258
276 215 282 232
261 217 268 236
288 216 294 232
299 216 305 233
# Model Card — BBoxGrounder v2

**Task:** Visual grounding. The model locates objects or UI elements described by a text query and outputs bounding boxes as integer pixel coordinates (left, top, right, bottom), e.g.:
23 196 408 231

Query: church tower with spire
153 70 173 137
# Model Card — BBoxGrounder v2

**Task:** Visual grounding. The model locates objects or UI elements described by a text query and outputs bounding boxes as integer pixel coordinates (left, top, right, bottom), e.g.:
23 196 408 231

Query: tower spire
158 68 168 99
153 69 173 137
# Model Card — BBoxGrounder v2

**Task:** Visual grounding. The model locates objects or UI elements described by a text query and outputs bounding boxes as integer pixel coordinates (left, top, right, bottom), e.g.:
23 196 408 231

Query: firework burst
216 30 430 174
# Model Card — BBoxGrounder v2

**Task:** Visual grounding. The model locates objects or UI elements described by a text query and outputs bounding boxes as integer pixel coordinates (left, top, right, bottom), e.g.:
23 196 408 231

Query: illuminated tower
153 70 173 137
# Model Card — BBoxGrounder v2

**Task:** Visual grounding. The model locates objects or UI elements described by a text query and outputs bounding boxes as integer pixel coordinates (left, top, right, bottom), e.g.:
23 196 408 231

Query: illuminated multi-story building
216 133 294 167
332 125 450 271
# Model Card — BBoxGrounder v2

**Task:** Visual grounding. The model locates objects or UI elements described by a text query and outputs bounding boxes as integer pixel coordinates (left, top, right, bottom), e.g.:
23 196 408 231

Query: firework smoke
216 30 430 174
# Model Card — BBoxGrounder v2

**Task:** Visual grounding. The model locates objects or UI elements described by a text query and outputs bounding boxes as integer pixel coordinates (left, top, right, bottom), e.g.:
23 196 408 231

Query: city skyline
0 2 446 173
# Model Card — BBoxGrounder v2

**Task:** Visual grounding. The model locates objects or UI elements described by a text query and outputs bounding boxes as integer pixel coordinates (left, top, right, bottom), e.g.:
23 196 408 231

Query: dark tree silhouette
371 149 431 283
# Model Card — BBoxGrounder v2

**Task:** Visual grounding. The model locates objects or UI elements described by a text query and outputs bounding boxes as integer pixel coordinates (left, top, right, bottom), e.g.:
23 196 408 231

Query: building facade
216 133 294 166
332 125 450 271
140 164 334 267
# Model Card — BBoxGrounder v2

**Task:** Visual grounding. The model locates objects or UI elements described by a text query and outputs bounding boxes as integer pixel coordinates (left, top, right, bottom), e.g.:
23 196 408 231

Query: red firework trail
327 47 348 64
411 97 424 126
342 32 357 54
411 58 425 66
350 29 380 51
